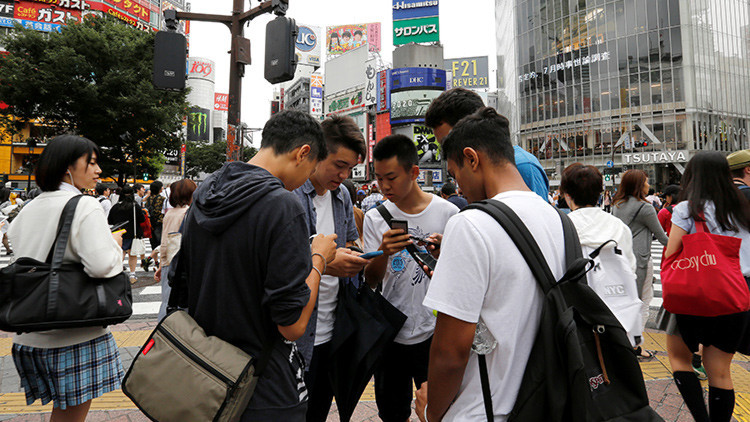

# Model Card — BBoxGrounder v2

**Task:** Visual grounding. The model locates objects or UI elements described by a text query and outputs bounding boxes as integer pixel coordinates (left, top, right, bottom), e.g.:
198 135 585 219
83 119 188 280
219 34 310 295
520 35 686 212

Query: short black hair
731 167 746 178
373 134 418 172
321 115 366 159
150 180 163 196
354 30 363 37
35 134 101 192
441 182 457 196
342 31 351 37
119 185 135 204
560 163 603 207
0 187 9 203
442 107 514 167
664 184 680 199
260 110 327 161
95 183 109 196
425 87 484 129
134 183 143 191
648 188 655 195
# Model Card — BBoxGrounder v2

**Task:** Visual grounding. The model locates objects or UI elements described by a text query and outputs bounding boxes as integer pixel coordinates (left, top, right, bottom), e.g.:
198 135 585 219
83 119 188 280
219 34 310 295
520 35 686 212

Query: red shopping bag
661 219 750 317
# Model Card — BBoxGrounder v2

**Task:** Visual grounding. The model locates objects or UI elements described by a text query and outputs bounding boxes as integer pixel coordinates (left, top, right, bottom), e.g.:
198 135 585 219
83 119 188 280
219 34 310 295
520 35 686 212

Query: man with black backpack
415 108 660 422
415 108 567 421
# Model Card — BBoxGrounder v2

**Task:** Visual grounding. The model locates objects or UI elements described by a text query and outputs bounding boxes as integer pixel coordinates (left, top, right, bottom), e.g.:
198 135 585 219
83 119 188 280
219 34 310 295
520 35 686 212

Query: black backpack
466 199 662 422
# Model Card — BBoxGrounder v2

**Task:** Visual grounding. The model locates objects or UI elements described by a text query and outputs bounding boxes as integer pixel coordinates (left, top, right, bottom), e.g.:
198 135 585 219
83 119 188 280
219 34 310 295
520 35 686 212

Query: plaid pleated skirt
12 333 124 409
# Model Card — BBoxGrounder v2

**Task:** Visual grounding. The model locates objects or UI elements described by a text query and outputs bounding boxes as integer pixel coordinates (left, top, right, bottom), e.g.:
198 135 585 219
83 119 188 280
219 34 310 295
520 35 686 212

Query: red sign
15 1 81 23
214 93 228 112
104 0 149 22
29 0 88 11
87 1 153 31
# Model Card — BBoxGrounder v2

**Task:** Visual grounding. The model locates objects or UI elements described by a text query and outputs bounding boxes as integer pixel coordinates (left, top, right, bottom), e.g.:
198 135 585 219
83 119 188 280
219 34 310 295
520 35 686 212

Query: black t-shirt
182 163 311 420
735 180 750 201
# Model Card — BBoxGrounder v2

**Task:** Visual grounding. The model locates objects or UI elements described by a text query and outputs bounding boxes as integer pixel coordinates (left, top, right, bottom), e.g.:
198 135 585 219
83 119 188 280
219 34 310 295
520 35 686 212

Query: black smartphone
412 250 437 275
410 235 440 250
109 221 128 232
390 219 408 234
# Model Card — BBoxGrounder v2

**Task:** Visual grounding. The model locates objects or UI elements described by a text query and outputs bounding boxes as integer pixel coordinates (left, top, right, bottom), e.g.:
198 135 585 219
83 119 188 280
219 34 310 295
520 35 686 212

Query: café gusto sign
622 150 688 164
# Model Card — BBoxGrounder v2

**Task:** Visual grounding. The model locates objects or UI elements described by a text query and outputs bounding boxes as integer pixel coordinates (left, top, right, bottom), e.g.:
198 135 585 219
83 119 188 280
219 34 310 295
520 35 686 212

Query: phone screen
390 219 408 233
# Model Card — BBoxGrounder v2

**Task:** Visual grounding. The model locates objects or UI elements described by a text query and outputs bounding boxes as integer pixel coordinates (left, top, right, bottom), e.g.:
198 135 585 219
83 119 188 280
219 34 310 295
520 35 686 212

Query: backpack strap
478 354 494 421
375 204 436 270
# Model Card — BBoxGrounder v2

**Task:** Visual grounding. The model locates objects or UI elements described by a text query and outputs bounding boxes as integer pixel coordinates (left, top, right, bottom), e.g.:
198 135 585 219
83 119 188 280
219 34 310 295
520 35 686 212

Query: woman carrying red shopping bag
662 151 750 422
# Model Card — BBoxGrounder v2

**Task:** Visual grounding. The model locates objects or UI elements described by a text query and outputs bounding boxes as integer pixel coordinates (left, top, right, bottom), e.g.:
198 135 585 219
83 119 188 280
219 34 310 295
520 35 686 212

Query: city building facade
497 0 750 189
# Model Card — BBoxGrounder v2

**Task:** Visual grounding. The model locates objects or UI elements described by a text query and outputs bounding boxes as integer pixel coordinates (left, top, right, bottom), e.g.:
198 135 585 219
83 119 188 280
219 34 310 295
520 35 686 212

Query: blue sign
606 160 614 168
393 0 439 21
295 26 317 52
391 67 446 91
377 69 392 112
16 19 61 32
311 86 323 99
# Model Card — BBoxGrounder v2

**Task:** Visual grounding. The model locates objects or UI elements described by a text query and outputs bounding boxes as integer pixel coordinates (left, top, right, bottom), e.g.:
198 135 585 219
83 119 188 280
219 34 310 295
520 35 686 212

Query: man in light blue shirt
425 88 549 199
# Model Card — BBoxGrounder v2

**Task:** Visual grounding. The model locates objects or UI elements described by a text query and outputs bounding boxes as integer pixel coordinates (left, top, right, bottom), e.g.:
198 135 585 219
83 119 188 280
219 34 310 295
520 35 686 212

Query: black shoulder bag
0 195 133 333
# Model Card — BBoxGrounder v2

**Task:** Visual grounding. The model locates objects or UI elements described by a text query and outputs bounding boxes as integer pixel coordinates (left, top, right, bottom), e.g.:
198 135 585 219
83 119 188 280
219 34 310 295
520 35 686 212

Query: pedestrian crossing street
0 240 669 321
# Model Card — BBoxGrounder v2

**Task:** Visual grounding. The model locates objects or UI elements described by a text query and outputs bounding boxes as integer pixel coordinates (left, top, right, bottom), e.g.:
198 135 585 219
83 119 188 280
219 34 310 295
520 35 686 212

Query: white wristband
423 404 429 422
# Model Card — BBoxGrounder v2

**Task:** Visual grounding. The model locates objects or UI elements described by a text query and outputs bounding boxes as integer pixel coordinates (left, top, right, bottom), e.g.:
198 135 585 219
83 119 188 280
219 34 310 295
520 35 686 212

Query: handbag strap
478 354 494 422
44 195 83 320
46 195 83 268
627 202 646 227
695 212 709 233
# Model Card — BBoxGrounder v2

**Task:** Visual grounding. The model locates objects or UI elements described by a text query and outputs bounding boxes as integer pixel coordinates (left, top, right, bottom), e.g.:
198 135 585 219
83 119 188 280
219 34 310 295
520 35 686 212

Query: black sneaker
142 258 151 272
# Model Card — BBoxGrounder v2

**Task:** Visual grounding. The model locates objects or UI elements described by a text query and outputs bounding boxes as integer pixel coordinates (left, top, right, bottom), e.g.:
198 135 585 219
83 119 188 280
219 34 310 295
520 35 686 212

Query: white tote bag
129 204 146 256
583 240 643 347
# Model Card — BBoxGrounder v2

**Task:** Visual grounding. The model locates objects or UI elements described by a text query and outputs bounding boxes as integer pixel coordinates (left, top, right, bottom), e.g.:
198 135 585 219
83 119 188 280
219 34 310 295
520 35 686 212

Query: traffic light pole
170 1 282 161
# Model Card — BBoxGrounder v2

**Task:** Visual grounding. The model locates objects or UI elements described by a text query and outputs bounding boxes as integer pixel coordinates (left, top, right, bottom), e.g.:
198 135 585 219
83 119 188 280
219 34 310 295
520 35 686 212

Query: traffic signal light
143 173 149 181
634 140 649 148
153 31 187 90
264 16 298 84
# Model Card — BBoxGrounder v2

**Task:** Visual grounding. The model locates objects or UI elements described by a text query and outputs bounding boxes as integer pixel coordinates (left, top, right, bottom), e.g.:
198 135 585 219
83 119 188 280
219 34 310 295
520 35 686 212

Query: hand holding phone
380 219 411 256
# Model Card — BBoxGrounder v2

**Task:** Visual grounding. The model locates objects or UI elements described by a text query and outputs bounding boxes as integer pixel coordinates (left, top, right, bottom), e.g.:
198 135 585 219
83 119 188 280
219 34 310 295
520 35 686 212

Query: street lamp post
167 1 288 162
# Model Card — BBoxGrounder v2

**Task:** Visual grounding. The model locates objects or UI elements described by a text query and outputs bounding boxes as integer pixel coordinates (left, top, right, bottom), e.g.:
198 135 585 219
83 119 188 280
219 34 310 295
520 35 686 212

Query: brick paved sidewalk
1 329 748 421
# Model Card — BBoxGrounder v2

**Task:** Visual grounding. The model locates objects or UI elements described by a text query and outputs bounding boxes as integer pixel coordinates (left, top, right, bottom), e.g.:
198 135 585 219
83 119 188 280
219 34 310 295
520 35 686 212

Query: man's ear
410 164 420 180
295 145 312 165
744 166 750 178
462 147 480 172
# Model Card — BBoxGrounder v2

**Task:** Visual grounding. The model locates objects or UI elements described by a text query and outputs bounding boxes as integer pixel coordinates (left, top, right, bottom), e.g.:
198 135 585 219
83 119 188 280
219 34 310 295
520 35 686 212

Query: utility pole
166 0 289 162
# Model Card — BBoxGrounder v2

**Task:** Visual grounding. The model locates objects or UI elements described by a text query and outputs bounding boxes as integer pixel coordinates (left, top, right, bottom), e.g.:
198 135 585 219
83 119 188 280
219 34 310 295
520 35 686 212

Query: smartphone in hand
390 219 408 234
360 250 385 260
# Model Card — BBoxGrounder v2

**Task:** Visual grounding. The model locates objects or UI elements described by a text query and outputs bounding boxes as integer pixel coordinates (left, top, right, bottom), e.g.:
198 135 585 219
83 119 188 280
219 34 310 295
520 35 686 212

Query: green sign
393 16 439 45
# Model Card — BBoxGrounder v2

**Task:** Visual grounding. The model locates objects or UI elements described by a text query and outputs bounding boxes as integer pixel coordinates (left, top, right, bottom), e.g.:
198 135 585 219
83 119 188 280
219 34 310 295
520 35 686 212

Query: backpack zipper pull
592 325 610 385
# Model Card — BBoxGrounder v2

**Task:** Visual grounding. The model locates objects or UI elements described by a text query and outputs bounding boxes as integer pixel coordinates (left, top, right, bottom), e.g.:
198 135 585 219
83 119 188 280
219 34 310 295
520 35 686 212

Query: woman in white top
7 135 125 422
665 151 750 422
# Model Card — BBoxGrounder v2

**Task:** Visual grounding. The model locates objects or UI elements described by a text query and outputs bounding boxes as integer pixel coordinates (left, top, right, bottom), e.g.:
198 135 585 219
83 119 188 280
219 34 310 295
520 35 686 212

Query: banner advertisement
87 1 154 32
187 107 211 142
295 25 321 67
326 23 381 56
14 1 80 24
393 15 439 45
365 59 377 107
325 89 365 116
164 148 179 166
416 168 443 183
376 112 392 142
104 0 150 22
444 56 489 89
377 69 391 112
351 163 366 180
180 143 186 177
310 73 324 118
214 93 228 111
413 125 440 163
392 0 439 21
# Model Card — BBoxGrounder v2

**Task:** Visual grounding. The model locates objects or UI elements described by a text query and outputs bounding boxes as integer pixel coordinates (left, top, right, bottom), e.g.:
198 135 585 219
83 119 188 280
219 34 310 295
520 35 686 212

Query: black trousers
374 337 432 422
304 341 334 422
150 223 162 249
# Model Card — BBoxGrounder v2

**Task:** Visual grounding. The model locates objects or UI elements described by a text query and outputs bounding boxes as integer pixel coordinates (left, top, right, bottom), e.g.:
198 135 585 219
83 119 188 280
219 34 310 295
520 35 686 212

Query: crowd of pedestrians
3 87 750 422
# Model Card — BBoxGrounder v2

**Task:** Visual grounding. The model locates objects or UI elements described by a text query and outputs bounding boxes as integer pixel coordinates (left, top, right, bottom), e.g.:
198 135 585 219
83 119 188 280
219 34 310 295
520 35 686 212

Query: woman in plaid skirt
7 135 125 421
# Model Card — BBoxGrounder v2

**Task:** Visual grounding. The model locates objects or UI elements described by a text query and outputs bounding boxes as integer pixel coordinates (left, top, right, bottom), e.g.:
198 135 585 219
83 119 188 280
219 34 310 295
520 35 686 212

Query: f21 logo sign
0 1 13 17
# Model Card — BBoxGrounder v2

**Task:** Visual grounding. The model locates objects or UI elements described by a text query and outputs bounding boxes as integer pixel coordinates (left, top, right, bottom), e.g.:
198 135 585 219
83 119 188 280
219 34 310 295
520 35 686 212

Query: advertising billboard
444 56 489 89
393 16 439 45
393 0 439 20
413 125 440 163
324 45 367 97
295 25 322 67
326 23 381 56
105 0 150 22
390 67 446 125
187 107 211 142
187 58 215 83
214 93 228 111
14 1 80 25
325 89 365 116
365 59 377 107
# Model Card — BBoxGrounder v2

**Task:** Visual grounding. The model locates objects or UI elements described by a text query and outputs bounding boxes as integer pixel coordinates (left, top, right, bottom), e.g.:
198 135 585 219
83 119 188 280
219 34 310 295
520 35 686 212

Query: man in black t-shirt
181 110 337 420
728 149 750 201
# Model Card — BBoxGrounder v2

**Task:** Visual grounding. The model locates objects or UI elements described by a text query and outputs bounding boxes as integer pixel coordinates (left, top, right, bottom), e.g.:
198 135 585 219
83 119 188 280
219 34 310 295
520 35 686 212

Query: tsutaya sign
622 150 689 164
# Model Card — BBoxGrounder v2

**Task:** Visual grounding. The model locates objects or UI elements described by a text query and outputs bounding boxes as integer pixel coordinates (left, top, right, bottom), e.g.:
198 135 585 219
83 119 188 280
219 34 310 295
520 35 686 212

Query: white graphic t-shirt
363 196 458 345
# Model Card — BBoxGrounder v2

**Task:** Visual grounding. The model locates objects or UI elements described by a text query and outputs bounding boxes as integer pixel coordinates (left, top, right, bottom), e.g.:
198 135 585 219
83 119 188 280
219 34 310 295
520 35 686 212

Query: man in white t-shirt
415 108 567 422
363 134 458 422
293 115 370 422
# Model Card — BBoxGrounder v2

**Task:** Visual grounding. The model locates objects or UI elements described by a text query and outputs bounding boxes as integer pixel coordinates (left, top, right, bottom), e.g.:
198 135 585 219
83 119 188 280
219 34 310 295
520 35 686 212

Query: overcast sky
187 0 496 129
